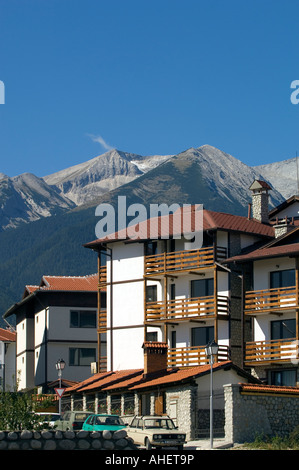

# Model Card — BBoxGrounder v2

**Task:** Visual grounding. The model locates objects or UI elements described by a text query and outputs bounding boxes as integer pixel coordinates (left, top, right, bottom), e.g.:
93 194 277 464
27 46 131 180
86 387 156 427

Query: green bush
0 392 45 431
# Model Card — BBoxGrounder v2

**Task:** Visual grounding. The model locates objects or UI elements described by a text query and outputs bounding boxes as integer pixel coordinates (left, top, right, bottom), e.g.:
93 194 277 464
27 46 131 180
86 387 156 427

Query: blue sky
1 0 299 177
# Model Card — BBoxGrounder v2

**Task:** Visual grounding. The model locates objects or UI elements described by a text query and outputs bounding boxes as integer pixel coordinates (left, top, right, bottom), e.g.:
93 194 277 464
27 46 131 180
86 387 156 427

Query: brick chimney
249 180 272 224
142 341 168 377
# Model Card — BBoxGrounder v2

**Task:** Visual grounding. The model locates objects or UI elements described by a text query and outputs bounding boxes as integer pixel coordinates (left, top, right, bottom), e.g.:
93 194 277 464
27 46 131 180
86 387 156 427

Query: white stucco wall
253 257 295 290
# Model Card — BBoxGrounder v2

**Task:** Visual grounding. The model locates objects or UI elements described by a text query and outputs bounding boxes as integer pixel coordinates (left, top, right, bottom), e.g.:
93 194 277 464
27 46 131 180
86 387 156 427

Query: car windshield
96 416 124 426
144 418 176 430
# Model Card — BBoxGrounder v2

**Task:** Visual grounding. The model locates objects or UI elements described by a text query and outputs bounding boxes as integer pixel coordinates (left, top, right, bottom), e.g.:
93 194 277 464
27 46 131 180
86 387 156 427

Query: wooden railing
145 295 229 322
99 265 107 285
245 338 298 365
98 309 107 333
99 356 107 373
167 344 230 368
245 286 298 314
144 246 227 276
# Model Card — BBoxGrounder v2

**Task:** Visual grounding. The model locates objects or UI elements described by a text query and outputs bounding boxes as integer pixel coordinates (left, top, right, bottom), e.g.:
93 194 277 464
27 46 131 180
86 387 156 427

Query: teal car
82 413 127 431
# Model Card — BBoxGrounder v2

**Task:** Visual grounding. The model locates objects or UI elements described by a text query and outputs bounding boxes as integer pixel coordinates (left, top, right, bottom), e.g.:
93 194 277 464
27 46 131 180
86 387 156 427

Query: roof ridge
43 273 97 279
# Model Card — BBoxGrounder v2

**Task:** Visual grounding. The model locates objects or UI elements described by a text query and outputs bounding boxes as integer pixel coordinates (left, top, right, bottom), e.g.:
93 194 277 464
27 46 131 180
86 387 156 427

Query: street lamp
205 340 219 449
55 359 65 415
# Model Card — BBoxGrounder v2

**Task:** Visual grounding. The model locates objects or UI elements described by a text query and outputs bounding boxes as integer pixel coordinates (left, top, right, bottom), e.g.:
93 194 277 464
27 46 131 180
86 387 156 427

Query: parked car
35 412 61 428
126 415 186 450
55 411 94 431
82 413 127 432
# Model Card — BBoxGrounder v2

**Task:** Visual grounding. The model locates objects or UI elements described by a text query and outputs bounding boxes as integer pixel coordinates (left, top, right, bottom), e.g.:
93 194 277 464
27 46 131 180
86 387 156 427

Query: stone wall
224 383 299 443
0 429 137 451
165 385 197 441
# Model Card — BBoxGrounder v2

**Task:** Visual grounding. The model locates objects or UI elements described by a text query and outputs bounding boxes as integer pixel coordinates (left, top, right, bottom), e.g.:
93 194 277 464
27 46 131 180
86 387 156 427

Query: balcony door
270 269 295 289
191 326 214 347
191 278 214 298
271 319 296 341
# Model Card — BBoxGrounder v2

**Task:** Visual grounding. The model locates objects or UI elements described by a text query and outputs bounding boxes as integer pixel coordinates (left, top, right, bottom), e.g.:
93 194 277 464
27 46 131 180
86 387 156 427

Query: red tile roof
85 208 274 247
80 369 143 392
65 361 260 394
0 328 16 342
40 274 98 291
23 274 98 299
25 285 39 295
66 369 143 394
240 383 299 395
65 371 114 393
128 362 232 390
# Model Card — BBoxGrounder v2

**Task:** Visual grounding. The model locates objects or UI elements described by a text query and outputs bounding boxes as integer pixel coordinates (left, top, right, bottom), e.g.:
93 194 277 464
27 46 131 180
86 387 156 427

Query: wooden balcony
245 338 298 365
167 344 230 368
144 246 227 276
244 286 298 315
145 295 229 323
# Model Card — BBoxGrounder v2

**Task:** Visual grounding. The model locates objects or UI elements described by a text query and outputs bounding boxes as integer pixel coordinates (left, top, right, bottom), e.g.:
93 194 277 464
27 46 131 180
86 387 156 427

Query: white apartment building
0 328 16 391
85 182 276 374
3 274 98 392
227 191 299 386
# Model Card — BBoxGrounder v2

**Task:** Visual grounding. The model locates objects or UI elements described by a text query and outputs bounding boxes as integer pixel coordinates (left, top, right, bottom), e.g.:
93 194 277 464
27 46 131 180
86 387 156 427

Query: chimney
249 180 272 224
273 216 295 238
142 341 168 377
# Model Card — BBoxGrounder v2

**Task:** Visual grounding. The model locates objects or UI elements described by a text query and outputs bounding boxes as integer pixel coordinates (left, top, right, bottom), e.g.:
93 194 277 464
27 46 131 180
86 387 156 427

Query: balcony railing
245 286 298 315
98 309 107 333
144 246 227 276
99 265 107 285
167 344 230 368
145 295 229 323
245 338 298 365
99 356 107 373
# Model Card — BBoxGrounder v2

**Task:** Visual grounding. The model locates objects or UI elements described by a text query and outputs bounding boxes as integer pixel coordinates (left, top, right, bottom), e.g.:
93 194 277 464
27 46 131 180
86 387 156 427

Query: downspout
105 246 113 371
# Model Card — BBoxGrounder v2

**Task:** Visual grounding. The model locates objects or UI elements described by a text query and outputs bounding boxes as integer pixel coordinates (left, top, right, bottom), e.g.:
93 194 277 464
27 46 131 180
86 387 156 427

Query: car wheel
145 438 152 450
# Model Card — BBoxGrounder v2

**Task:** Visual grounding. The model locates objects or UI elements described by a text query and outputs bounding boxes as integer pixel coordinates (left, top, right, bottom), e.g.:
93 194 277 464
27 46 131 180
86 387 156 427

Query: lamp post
205 340 219 449
55 358 65 416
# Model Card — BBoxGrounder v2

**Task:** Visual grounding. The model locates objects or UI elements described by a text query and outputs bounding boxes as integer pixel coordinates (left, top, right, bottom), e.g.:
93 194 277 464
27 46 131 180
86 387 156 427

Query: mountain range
0 144 296 326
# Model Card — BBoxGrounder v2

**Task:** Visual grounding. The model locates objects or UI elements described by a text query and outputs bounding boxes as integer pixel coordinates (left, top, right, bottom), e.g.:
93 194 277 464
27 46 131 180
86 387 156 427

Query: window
111 395 121 415
270 269 295 289
146 331 158 342
146 285 157 302
171 330 176 349
86 415 95 425
131 418 138 427
191 278 214 298
191 326 214 347
169 239 176 252
270 369 297 386
170 284 176 300
70 310 96 328
69 348 96 366
271 319 296 340
145 241 157 256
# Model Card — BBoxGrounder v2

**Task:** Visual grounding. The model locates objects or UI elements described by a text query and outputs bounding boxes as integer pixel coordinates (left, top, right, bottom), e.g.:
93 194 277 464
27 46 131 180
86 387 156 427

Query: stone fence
224 383 299 443
0 428 138 451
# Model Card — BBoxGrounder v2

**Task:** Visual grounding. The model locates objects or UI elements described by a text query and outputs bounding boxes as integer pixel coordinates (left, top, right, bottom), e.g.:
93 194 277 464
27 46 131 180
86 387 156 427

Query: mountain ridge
0 143 292 326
